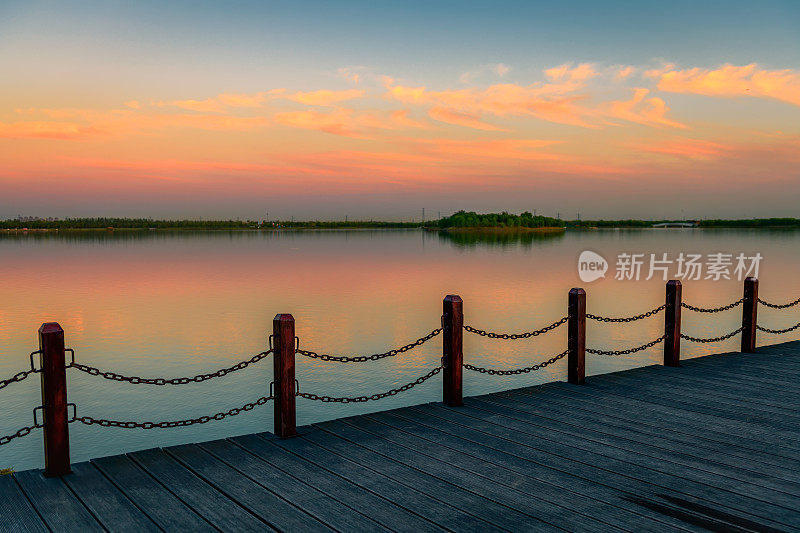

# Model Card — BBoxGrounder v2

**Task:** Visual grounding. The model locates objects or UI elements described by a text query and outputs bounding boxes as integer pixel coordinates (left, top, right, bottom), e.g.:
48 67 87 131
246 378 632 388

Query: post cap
443 295 462 303
569 288 586 295
38 322 63 335
273 313 295 322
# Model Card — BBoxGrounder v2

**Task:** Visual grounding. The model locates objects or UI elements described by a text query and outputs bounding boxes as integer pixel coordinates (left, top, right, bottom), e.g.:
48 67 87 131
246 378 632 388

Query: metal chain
680 327 743 343
73 394 274 429
297 328 441 363
70 350 272 385
0 350 43 392
0 424 39 446
757 322 800 334
297 366 442 403
586 335 665 356
0 369 38 391
758 296 800 309
681 299 743 313
463 316 568 339
463 349 569 375
586 305 666 323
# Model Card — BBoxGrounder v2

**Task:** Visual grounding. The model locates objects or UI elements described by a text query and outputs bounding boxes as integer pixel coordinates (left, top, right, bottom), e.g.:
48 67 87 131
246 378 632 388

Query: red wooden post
273 314 296 438
568 288 586 384
664 280 682 367
741 277 758 353
38 322 71 477
442 295 463 406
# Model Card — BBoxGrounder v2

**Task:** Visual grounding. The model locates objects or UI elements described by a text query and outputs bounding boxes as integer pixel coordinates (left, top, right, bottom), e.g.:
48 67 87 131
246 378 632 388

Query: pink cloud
287 89 365 106
655 64 800 106
427 107 506 131
603 88 686 128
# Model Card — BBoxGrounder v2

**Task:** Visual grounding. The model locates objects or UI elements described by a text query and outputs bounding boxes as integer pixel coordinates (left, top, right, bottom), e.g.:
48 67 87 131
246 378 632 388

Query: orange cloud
603 88 686 128
412 138 563 162
427 107 506 131
0 121 103 140
544 63 597 84
273 107 427 138
387 83 593 128
632 138 732 160
165 98 226 113
655 64 800 106
615 66 636 80
287 89 365 106
159 89 285 112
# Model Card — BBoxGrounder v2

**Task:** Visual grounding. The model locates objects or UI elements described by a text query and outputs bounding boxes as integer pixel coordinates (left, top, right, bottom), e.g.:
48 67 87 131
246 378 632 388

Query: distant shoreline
3 215 800 232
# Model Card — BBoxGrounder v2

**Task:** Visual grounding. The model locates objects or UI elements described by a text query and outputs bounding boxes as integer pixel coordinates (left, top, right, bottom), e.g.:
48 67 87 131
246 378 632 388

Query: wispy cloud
653 64 800 106
603 88 687 128
459 63 512 84
286 89 365 106
427 107 506 131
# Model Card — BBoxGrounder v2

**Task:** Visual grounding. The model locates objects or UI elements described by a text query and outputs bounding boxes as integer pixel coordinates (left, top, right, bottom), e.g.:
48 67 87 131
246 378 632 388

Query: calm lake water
2 228 799 470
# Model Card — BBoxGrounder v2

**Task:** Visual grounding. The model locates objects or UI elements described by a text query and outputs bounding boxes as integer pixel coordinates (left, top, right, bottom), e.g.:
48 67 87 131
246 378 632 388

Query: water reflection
436 228 565 249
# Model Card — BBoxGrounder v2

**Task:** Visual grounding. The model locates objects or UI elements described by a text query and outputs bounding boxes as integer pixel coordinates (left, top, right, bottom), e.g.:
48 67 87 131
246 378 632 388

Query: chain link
0 424 39 447
680 327 743 343
297 366 442 403
297 328 441 363
586 335 665 356
463 349 569 375
586 305 666 323
70 350 272 385
758 297 800 309
757 322 800 334
0 350 42 392
463 316 568 339
681 299 743 313
73 394 274 429
0 369 38 392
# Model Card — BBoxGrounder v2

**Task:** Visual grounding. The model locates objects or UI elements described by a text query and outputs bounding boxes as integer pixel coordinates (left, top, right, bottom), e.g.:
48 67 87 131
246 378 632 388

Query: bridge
1 278 798 531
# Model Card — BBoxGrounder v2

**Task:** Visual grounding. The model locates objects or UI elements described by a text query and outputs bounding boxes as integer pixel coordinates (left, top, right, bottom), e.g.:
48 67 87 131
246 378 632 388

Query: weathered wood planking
5 340 799 532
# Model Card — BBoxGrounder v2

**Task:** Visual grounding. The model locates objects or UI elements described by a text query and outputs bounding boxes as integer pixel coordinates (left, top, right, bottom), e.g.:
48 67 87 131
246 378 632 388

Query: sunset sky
1 1 799 220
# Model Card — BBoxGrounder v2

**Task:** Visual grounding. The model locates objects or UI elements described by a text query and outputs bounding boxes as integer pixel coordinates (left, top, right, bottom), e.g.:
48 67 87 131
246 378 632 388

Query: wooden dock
3 341 799 532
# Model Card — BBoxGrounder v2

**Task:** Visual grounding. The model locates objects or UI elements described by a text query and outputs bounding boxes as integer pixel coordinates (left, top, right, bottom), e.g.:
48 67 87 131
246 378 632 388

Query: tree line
438 211 563 228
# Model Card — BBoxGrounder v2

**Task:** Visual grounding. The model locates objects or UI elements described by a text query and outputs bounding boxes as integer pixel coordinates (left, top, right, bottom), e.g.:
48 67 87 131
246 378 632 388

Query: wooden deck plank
267 428 514 533
394 403 796 530
128 447 273 532
165 443 335 532
591 365 799 411
588 373 800 432
62 462 160 532
230 433 445 533
304 422 538 532
200 438 390 533
0 475 48 533
357 409 730 532
311 419 611 532
320 417 688 532
427 401 800 521
524 381 800 472
592 367 800 423
482 386 800 484
92 453 215 531
544 381 800 453
14 469 104 533
616 358 800 396
465 395 800 497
